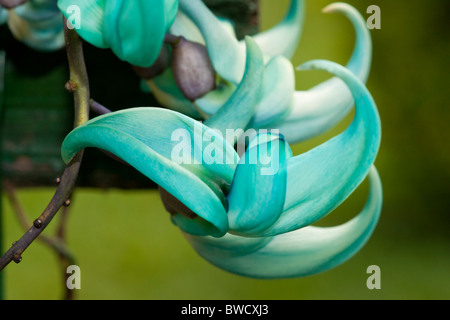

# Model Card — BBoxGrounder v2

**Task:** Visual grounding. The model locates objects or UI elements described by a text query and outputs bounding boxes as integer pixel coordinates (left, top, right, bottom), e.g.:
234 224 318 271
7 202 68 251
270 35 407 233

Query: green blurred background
1 0 449 300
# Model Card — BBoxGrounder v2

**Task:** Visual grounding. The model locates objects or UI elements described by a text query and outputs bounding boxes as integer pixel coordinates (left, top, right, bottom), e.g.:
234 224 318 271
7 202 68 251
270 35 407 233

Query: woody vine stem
0 17 90 271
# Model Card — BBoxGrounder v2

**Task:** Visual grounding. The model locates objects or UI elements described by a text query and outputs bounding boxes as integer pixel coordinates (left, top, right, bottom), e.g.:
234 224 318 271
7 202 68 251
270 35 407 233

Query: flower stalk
0 17 89 271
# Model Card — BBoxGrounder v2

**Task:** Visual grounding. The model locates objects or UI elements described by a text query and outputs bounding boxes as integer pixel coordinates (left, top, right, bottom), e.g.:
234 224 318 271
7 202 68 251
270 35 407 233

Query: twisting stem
0 18 90 271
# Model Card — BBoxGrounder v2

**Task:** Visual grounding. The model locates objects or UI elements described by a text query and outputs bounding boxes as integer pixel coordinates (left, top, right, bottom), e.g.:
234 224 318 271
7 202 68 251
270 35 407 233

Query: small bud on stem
33 219 43 229
13 254 22 264
65 80 77 93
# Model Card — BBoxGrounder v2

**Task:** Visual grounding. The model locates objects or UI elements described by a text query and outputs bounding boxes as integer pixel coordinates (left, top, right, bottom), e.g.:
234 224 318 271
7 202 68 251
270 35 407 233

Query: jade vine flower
57 0 179 67
0 6 7 25
61 36 382 278
145 0 372 144
1 0 65 51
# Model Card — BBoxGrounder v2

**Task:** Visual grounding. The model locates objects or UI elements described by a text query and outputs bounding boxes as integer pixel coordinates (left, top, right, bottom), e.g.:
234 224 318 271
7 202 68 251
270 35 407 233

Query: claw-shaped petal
245 0 305 60
272 2 373 142
0 6 8 25
195 44 296 128
166 0 302 121
205 36 264 141
263 59 381 236
151 1 372 144
227 132 289 236
251 55 295 127
186 166 382 279
58 0 179 67
61 108 238 237
178 0 245 84
7 0 65 51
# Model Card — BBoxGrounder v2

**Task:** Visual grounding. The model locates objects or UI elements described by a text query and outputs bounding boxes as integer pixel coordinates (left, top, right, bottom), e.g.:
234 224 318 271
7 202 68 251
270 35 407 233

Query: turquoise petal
195 79 236 116
163 0 179 31
158 47 295 129
58 0 178 66
204 36 264 142
251 55 295 127
263 59 381 236
227 133 288 236
155 2 370 141
186 166 382 279
167 0 302 120
8 0 65 51
61 108 239 237
102 0 164 67
58 0 107 48
169 10 204 44
143 7 240 117
271 2 372 143
194 48 295 128
0 6 8 25
246 0 305 60
174 0 304 61
178 0 246 84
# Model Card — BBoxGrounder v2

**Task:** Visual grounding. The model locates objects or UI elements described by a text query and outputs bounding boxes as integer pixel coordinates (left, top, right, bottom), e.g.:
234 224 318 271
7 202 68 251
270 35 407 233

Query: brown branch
3 183 77 299
0 17 90 271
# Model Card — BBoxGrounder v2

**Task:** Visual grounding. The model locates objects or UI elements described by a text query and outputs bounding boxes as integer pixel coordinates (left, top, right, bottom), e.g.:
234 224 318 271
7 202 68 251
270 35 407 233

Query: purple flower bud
170 36 216 101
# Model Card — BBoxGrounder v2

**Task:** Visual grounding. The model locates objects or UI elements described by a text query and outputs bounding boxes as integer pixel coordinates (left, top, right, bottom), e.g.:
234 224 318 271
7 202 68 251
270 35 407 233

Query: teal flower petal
169 10 206 45
151 36 264 129
185 166 382 279
168 1 302 120
263 59 381 236
101 0 163 67
178 0 245 84
251 55 295 127
58 0 106 48
328 2 372 82
58 0 179 67
163 0 179 30
0 6 8 25
61 108 239 237
197 55 295 128
8 0 65 51
154 1 371 143
227 132 289 236
195 79 236 117
247 0 305 60
272 2 372 143
204 36 264 141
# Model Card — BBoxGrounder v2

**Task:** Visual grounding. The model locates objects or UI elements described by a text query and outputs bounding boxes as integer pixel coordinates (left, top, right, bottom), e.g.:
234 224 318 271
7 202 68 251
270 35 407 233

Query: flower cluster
1 0 64 51
1 0 382 279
